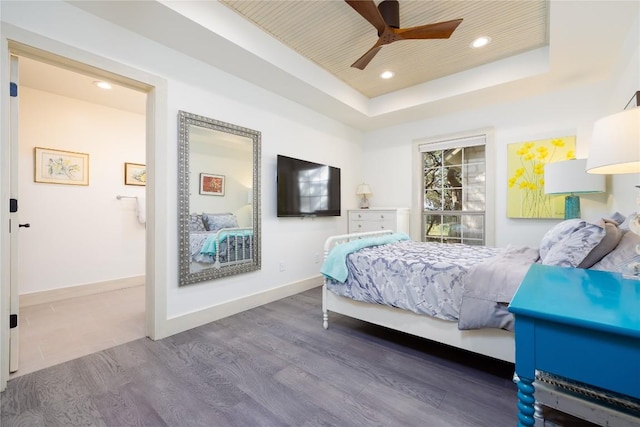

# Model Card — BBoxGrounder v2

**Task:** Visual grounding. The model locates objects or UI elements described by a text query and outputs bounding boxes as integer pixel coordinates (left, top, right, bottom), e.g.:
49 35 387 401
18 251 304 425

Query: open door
1 42 162 387
9 54 20 373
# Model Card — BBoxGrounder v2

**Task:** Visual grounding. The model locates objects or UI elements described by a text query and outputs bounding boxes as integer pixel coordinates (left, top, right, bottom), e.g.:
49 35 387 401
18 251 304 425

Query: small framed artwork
34 147 89 185
124 162 146 186
200 173 225 196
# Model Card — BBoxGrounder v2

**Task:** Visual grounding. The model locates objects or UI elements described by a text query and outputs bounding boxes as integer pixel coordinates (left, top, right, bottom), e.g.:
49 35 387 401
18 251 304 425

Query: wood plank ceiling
220 0 548 98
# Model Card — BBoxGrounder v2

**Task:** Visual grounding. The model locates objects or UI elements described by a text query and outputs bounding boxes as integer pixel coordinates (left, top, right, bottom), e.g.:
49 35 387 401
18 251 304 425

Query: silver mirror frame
178 110 261 286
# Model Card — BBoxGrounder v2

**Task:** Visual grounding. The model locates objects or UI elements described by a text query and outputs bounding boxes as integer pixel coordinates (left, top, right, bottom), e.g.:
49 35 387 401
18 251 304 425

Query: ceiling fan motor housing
378 0 400 29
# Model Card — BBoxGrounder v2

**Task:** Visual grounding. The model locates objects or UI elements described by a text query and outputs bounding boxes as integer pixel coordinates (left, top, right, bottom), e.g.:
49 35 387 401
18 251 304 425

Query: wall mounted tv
277 155 341 217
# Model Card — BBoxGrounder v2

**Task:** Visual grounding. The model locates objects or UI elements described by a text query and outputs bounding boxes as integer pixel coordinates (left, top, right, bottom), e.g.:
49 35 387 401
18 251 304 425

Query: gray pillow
189 214 207 232
203 213 238 231
539 219 606 268
607 211 626 225
578 221 623 268
591 231 640 273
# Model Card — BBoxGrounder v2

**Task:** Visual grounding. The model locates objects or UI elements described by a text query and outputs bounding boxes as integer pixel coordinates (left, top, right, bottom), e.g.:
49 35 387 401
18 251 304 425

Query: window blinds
418 134 486 152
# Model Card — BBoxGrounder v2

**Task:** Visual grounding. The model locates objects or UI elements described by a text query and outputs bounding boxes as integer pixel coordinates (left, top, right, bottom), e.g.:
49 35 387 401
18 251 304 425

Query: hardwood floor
1 287 589 426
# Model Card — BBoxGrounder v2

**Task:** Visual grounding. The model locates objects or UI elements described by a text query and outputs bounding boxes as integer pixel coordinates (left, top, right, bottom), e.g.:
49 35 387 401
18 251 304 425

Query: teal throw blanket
321 232 410 283
200 230 252 256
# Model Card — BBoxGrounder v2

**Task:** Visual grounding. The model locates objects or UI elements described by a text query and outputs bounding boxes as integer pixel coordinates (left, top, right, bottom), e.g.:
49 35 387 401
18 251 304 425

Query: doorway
10 55 147 377
2 38 165 389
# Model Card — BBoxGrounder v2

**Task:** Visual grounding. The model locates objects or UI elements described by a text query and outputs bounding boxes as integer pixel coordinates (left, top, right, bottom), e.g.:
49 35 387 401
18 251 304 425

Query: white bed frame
211 226 254 269
322 230 515 363
191 226 254 273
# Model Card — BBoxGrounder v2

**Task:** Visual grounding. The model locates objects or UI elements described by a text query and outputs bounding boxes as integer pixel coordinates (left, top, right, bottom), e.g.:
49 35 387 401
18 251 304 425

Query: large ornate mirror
178 111 261 286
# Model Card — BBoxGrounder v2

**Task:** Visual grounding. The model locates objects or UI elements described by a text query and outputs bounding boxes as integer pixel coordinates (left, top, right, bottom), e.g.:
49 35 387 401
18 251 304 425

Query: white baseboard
20 276 145 307
164 275 323 337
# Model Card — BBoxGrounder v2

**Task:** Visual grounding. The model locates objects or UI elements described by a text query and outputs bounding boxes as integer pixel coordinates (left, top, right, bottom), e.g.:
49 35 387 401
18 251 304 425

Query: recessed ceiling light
380 71 394 79
93 81 112 90
470 36 492 49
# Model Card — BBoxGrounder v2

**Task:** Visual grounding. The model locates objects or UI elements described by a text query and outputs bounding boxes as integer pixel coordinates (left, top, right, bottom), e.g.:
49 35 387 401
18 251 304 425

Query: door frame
1 24 169 391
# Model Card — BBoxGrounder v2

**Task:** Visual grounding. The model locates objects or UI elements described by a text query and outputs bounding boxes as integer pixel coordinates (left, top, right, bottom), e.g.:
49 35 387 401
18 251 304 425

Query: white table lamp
544 159 605 219
586 92 640 175
586 91 640 278
356 183 372 209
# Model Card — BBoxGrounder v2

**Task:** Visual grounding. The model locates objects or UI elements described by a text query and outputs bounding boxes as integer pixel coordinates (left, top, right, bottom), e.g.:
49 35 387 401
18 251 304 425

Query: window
297 166 329 212
420 135 487 245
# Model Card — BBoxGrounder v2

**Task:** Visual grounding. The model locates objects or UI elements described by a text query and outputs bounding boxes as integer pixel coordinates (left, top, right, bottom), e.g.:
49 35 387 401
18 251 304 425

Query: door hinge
10 198 18 213
10 314 17 329
10 82 17 97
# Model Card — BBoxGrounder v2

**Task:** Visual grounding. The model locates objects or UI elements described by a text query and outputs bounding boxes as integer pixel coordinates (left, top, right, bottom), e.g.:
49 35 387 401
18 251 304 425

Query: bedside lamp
356 183 372 209
544 159 605 219
586 91 640 279
586 92 640 175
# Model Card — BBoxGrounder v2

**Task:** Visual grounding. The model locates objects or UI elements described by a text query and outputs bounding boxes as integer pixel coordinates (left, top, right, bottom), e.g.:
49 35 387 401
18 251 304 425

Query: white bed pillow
539 219 606 268
619 212 637 233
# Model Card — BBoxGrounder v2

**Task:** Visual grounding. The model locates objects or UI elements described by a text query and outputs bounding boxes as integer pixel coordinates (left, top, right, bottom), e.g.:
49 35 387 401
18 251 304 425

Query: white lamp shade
586 107 640 174
544 159 605 195
356 183 372 195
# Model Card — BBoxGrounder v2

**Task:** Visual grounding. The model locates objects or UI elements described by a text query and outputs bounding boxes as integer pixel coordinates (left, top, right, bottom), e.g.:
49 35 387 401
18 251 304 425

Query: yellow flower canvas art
507 136 576 218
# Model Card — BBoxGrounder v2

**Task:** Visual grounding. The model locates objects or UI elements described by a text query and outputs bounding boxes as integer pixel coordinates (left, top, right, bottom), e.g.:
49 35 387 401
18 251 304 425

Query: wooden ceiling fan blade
398 19 463 40
351 45 383 70
345 0 387 34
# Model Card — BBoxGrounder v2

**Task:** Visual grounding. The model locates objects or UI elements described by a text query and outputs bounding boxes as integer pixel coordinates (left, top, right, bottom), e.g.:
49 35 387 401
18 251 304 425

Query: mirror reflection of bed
178 111 261 285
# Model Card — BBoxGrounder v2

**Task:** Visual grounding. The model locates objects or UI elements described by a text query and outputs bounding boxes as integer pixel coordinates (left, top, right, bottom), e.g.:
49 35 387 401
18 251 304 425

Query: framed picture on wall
124 162 146 186
200 173 225 196
34 147 89 185
506 135 576 219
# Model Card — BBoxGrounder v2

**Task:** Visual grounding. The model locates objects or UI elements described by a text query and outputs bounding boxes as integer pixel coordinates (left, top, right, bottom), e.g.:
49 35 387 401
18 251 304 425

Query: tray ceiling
220 0 548 98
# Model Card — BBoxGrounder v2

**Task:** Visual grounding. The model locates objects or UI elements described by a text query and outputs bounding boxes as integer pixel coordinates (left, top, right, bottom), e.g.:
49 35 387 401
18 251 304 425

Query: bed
321 213 637 363
189 212 254 269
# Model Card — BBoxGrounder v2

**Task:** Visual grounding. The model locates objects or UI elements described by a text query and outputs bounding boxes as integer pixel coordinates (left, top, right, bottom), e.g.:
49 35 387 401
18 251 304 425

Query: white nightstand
348 208 410 234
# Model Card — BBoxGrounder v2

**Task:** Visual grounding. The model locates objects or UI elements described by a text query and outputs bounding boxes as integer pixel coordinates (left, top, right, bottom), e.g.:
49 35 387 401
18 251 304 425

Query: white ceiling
20 1 639 131
18 56 146 115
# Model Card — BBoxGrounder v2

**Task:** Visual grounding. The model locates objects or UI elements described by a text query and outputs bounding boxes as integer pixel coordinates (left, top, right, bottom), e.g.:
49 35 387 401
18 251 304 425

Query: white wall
362 8 639 248
363 82 608 247
18 87 145 294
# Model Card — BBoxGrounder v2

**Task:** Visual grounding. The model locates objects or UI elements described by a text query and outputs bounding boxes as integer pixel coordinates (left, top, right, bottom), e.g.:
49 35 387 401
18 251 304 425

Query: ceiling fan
345 0 463 70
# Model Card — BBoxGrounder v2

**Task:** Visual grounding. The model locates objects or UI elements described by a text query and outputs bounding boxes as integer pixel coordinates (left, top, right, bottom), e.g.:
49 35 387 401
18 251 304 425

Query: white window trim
411 128 496 246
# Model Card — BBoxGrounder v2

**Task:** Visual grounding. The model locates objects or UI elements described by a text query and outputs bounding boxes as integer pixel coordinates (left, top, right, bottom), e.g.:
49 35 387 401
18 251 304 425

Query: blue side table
509 264 640 426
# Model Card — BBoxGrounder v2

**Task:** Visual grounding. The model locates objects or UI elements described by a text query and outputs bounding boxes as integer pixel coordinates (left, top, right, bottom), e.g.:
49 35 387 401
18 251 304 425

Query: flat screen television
277 155 341 217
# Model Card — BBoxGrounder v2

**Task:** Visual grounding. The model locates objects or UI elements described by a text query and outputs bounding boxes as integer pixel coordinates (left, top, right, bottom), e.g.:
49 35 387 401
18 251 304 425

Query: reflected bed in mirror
178 111 261 286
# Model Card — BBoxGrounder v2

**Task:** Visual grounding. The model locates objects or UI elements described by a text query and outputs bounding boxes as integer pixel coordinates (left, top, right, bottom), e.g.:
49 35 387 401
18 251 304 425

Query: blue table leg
516 375 535 427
